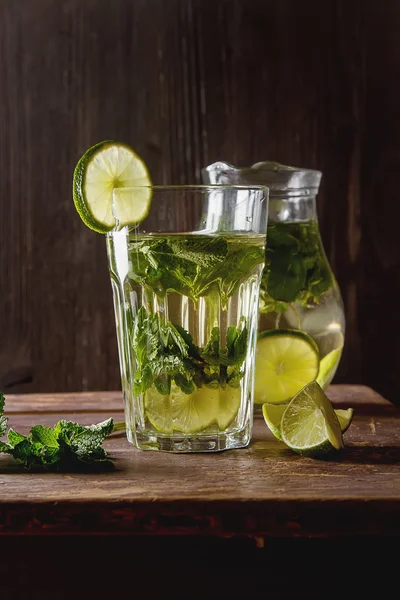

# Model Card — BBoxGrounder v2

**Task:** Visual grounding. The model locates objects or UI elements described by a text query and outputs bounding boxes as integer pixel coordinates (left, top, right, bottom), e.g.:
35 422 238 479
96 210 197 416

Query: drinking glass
106 185 268 452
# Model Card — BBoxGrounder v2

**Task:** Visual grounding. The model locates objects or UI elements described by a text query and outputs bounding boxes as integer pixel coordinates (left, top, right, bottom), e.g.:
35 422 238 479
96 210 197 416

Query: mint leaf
201 327 220 365
168 237 227 268
10 439 48 469
128 235 263 304
267 251 307 303
221 319 248 367
0 394 115 471
0 441 11 453
8 428 27 446
30 425 60 448
173 324 203 361
226 369 244 387
174 374 196 394
231 318 248 365
131 307 249 396
219 246 265 299
66 418 114 462
261 221 333 312
154 374 172 395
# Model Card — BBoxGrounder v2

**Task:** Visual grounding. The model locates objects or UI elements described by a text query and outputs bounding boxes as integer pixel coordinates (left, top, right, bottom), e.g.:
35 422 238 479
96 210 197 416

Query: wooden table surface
0 385 399 538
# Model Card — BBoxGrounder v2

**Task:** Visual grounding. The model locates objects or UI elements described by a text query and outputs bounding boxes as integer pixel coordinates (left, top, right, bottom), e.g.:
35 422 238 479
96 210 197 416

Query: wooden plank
0 386 399 537
4 391 124 413
3 385 391 414
0 0 400 403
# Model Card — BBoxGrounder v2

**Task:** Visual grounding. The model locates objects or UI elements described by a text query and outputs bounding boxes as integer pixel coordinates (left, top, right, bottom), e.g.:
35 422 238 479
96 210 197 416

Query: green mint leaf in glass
154 374 172 396
201 327 220 365
232 318 248 365
128 234 264 304
130 307 249 397
168 236 228 268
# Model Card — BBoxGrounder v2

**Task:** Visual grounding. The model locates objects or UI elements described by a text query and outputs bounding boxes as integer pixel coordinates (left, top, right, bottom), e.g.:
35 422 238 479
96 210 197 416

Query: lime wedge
262 401 354 441
316 347 343 388
280 381 344 457
73 141 152 233
254 330 320 405
145 384 240 434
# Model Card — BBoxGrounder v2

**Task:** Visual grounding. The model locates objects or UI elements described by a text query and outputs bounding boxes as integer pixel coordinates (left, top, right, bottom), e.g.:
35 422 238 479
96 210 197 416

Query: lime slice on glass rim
254 329 320 405
280 381 345 457
262 401 354 442
73 141 152 233
145 384 241 434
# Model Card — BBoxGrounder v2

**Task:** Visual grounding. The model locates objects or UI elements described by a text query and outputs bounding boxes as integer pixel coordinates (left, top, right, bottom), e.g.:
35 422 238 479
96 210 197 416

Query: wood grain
0 387 399 537
0 0 399 400
2 383 391 414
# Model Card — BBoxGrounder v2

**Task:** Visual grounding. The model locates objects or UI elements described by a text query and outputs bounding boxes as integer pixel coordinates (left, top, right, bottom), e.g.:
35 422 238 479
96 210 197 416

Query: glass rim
114 184 268 193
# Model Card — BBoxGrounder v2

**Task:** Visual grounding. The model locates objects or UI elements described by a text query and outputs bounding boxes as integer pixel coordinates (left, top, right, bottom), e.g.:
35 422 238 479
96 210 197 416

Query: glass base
128 425 251 453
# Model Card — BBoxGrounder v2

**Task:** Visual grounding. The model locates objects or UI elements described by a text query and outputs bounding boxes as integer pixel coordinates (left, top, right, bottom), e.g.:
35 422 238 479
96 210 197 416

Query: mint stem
112 421 126 433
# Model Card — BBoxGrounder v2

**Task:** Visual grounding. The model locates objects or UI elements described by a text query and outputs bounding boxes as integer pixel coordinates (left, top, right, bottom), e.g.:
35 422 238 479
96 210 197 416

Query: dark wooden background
0 0 399 402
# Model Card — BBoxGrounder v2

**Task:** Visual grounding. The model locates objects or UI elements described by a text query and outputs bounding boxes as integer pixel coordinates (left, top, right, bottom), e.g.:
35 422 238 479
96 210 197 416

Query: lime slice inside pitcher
73 141 152 233
254 330 320 404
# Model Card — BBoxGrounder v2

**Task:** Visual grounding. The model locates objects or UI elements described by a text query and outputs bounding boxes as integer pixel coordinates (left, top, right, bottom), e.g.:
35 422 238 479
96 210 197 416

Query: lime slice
145 384 240 434
280 381 344 457
112 187 152 229
316 347 343 389
145 389 174 433
335 408 354 434
73 141 152 233
254 330 320 405
216 386 241 430
171 386 218 433
262 402 354 441
262 402 287 440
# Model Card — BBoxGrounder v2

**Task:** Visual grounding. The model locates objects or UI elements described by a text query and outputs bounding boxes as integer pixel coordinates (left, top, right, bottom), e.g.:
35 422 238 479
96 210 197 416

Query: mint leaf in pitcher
260 221 333 312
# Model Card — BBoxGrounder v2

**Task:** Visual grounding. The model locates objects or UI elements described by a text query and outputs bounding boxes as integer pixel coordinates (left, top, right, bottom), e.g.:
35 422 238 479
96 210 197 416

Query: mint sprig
128 235 264 305
260 220 333 314
132 308 248 396
0 392 115 471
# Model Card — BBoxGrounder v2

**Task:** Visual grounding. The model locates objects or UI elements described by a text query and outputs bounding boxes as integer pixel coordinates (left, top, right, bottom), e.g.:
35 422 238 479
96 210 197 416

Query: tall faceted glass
106 185 268 451
203 162 345 406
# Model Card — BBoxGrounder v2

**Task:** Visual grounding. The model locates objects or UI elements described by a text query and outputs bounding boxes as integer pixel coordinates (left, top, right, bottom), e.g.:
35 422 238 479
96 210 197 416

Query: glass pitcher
202 161 345 406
